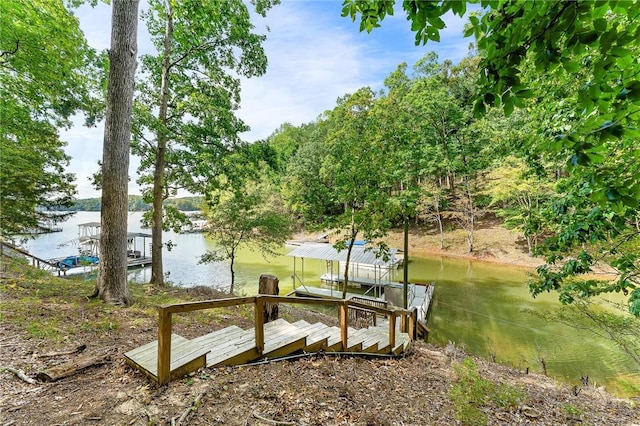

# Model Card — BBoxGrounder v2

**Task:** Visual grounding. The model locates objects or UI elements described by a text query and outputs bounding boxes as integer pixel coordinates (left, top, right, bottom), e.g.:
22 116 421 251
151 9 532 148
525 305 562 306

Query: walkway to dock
1 240 65 275
124 295 417 385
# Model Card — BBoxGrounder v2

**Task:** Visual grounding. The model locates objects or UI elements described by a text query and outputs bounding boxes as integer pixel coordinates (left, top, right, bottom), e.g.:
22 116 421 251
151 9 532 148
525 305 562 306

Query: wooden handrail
156 295 417 385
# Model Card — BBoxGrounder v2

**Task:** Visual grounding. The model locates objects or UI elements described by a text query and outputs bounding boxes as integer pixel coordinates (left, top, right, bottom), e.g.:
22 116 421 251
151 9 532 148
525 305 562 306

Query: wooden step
290 321 330 352
343 328 367 352
207 320 307 366
357 330 381 353
392 333 411 356
325 326 344 351
363 327 393 354
123 334 209 382
191 325 244 347
263 320 308 357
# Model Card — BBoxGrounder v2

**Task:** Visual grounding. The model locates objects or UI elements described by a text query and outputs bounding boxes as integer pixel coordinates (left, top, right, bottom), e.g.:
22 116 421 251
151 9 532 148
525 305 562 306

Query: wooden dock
291 286 378 301
294 282 434 327
123 295 416 385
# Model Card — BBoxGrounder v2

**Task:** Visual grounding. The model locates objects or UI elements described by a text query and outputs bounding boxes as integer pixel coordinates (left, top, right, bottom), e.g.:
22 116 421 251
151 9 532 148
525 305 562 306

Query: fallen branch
35 350 110 382
34 344 87 359
2 367 37 384
174 391 206 425
253 412 299 425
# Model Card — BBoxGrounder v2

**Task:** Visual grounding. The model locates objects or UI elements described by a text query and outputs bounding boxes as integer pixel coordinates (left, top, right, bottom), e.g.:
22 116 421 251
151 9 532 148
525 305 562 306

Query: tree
484 157 554 255
94 0 140 305
131 0 276 286
0 0 100 236
285 88 407 298
343 0 640 314
201 145 291 294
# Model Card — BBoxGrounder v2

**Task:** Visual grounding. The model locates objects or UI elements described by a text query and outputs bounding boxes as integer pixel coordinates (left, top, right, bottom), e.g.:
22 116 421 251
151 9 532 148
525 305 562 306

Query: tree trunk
150 5 174 286
402 216 409 309
341 220 357 300
95 0 139 305
434 194 444 250
259 274 279 323
342 241 355 300
464 175 475 253
229 251 235 294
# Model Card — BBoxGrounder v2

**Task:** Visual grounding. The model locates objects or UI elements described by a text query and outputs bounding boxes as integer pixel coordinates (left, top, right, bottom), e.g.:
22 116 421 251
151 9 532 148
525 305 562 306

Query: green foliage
449 358 525 426
201 142 292 293
484 157 555 254
343 0 640 314
530 176 640 316
0 0 103 236
131 0 277 284
60 196 203 212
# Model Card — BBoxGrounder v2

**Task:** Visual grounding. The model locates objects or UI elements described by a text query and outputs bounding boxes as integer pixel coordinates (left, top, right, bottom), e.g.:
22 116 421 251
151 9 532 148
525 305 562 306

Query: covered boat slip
75 222 153 269
288 243 399 289
287 243 433 327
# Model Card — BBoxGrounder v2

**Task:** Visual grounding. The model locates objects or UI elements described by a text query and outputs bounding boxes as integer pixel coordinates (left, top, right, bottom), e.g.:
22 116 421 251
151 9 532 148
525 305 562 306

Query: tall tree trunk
229 251 235 294
463 175 475 253
402 216 409 309
434 193 444 250
94 0 139 305
341 218 357 300
150 5 174 286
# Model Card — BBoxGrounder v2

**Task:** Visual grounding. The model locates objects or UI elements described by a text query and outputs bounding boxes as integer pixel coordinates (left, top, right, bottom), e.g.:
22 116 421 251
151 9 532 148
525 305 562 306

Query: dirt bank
383 224 544 270
1 276 638 426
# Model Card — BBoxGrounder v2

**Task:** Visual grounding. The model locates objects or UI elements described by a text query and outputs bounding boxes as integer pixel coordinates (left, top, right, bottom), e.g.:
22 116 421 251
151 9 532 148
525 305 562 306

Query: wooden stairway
124 318 411 383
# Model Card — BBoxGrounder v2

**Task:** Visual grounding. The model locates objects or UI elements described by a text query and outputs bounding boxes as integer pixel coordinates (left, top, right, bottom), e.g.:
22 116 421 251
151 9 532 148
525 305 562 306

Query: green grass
449 358 526 426
0 257 240 345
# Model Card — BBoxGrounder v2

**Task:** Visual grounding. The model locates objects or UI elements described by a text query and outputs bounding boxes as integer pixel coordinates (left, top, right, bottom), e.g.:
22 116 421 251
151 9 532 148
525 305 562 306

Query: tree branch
0 39 20 67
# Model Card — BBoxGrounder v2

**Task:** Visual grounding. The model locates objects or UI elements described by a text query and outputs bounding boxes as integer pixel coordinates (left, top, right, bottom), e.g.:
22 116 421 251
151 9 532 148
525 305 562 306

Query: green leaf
578 30 599 44
593 17 607 32
503 93 514 116
562 59 581 73
610 46 632 57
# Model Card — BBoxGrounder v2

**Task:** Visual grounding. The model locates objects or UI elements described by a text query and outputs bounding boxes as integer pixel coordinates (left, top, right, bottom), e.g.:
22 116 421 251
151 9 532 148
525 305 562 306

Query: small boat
57 255 99 270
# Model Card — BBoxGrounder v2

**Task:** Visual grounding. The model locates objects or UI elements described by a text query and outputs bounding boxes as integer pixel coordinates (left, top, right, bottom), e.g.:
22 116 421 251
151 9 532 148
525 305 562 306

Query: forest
1 0 640 422
1 0 639 313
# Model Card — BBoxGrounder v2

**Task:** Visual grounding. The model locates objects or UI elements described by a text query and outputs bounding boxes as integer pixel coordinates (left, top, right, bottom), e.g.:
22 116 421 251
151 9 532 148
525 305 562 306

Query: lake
23 211 640 396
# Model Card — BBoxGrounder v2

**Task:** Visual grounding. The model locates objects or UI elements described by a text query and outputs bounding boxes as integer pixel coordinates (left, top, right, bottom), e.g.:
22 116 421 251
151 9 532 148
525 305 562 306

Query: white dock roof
287 243 397 267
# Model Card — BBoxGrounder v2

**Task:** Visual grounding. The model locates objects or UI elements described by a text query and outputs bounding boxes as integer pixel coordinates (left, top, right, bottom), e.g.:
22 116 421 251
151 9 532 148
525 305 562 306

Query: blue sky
65 1 473 198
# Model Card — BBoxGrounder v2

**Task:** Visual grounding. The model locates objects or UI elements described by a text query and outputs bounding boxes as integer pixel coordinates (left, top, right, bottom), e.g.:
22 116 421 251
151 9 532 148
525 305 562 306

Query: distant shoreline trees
57 196 203 212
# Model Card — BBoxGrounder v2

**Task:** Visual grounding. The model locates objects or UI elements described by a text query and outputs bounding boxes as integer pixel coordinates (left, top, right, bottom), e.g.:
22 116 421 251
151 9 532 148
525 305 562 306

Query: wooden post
258 274 279 323
408 310 416 340
254 297 265 355
400 314 407 333
157 307 172 385
339 301 348 350
388 313 396 348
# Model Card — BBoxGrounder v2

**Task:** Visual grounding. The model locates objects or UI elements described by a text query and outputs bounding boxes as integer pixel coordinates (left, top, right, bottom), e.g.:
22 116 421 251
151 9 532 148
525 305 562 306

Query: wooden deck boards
124 317 414 383
123 334 210 381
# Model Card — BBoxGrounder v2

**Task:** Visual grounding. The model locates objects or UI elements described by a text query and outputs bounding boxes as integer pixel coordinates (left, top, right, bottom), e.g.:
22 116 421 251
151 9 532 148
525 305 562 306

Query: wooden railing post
340 301 348 350
254 296 265 354
400 314 407 333
408 310 417 341
388 313 396 348
157 307 172 385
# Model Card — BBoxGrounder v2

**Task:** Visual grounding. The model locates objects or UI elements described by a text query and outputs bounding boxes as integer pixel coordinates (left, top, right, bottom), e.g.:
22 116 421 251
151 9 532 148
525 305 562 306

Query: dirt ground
1 303 638 426
1 223 638 425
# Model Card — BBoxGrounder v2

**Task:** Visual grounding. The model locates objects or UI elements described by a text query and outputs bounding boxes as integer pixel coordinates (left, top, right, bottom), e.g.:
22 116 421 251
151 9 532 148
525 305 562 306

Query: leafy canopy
0 0 102 236
342 0 640 315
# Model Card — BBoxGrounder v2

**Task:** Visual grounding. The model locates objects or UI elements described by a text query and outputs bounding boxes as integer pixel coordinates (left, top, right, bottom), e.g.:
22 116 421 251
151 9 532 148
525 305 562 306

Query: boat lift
286 243 400 299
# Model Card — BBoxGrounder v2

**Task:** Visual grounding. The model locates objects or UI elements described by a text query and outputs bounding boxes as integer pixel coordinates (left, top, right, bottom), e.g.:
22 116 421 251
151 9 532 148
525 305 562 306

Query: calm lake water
24 211 640 396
